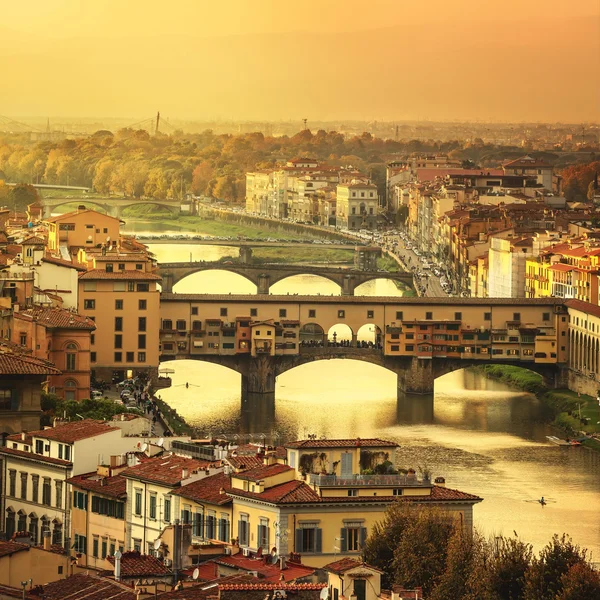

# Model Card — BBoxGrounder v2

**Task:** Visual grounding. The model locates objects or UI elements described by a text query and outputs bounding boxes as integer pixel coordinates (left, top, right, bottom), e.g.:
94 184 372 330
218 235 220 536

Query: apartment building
0 342 60 435
121 454 223 555
228 439 481 568
502 156 554 192
78 255 161 383
44 209 122 256
0 420 139 546
336 183 379 230
10 307 95 401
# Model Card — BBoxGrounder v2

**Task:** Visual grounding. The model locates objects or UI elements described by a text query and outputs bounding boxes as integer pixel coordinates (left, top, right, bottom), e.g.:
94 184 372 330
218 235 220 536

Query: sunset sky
2 0 599 122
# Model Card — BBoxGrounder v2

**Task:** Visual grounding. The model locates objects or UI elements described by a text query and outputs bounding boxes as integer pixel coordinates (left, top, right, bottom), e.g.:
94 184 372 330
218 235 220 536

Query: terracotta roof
0 540 30 558
285 438 397 449
228 480 321 504
0 446 72 466
324 557 383 575
172 472 232 505
0 346 61 375
121 454 216 486
226 455 264 471
107 550 170 577
42 255 87 271
21 236 46 245
219 583 325 591
503 156 550 168
44 209 118 223
320 485 482 504
156 575 259 599
31 573 136 600
79 269 161 281
214 555 315 583
234 463 292 482
67 472 126 499
566 298 600 319
17 307 96 330
28 420 119 443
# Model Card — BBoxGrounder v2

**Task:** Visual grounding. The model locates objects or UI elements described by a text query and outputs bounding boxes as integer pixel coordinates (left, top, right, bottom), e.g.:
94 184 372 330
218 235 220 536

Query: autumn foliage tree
561 160 600 201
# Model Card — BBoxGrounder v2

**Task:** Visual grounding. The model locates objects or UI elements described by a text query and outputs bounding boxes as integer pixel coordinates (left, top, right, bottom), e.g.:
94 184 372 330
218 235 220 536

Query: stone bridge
157 262 414 295
41 197 181 219
159 347 563 401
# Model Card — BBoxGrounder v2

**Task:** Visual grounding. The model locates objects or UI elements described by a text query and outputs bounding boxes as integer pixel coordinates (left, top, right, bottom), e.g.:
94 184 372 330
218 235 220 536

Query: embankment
477 365 600 451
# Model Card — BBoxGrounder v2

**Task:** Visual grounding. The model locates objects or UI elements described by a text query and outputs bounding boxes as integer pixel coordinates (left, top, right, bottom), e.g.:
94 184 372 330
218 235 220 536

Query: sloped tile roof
228 480 321 504
67 472 126 499
107 550 170 577
32 573 136 600
214 555 315 583
28 419 119 443
79 269 161 280
172 472 232 505
42 254 87 271
566 298 600 319
225 455 264 471
0 346 60 375
324 557 383 574
0 447 72 467
219 583 325 591
121 454 216 486
155 575 259 599
234 463 292 482
0 540 29 558
17 307 95 330
285 438 397 449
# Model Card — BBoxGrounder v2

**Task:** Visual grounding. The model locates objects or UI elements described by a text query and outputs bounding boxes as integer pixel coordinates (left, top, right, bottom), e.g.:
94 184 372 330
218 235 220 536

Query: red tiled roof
172 472 232 505
17 307 95 330
107 551 170 577
0 540 29 558
234 463 292 482
31 573 136 600
0 446 72 466
42 255 87 271
44 209 118 223
566 298 600 319
324 557 383 574
226 455 264 471
121 454 216 486
79 269 161 280
21 236 46 245
285 438 397 449
503 156 550 168
228 480 320 504
67 472 126 499
0 346 60 375
28 420 119 443
155 575 259 599
219 583 325 591
214 555 315 583
321 486 482 504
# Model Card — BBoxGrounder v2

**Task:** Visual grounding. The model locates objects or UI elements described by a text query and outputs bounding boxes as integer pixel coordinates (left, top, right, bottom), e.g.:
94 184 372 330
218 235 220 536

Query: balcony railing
308 473 430 487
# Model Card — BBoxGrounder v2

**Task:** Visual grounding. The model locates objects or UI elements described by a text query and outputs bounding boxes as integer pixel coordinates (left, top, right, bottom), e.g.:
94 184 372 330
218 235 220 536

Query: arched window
52 519 62 546
5 508 15 539
64 380 77 401
28 513 38 544
65 343 77 372
17 509 27 534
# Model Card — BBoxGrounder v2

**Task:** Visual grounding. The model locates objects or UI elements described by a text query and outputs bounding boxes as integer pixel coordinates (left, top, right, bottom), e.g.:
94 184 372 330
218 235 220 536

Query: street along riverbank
477 365 600 452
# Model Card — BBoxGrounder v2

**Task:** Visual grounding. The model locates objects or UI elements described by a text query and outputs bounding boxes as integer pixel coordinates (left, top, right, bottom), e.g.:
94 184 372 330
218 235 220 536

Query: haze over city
2 0 599 123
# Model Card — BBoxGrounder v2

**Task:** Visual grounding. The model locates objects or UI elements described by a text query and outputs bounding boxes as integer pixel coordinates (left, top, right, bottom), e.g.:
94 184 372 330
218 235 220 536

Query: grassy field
478 365 600 446
251 247 355 264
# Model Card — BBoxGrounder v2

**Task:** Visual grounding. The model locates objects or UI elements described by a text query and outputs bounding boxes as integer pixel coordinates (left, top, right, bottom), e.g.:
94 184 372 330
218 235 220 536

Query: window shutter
295 529 303 552
238 521 243 545
10 389 18 411
84 493 87 510
340 528 347 552
315 528 322 553
360 527 367 548
225 520 230 543
193 513 200 537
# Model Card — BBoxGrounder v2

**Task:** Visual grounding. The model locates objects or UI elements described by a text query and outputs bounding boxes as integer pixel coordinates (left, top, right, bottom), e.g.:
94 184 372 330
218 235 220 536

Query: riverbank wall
476 365 600 451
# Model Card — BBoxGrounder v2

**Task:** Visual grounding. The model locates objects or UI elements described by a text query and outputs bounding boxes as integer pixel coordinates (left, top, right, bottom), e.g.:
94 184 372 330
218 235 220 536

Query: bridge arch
299 323 325 345
268 272 343 294
168 266 259 293
354 276 412 295
327 323 353 342
120 202 180 216
45 200 110 215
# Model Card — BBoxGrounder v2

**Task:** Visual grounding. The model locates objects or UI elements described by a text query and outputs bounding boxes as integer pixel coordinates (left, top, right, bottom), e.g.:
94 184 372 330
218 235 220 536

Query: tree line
0 129 594 207
363 502 599 600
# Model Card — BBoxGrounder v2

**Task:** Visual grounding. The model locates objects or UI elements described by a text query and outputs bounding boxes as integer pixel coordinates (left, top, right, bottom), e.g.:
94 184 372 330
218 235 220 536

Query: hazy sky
2 0 599 123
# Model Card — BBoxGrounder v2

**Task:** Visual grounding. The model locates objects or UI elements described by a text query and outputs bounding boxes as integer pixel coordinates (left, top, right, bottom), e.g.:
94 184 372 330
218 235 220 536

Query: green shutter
315 528 322 553
340 528 347 552
295 529 303 552
10 389 18 411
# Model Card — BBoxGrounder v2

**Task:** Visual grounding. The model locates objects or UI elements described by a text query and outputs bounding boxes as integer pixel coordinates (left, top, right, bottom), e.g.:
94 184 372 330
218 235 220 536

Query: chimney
43 530 51 551
21 432 26 441
434 477 446 488
182 468 189 480
114 550 122 581
279 557 286 571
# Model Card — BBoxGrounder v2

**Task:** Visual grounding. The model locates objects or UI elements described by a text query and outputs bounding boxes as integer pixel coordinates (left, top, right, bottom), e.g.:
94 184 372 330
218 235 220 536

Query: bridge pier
239 246 253 264
161 273 174 294
341 276 356 296
241 355 276 403
396 357 435 395
257 274 271 295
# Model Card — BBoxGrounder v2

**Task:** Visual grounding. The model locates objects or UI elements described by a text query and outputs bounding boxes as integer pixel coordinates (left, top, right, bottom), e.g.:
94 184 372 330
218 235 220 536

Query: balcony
308 473 431 488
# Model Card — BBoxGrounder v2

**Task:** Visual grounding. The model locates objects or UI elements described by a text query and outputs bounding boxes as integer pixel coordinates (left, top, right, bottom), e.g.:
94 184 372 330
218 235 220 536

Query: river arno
144 238 600 558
